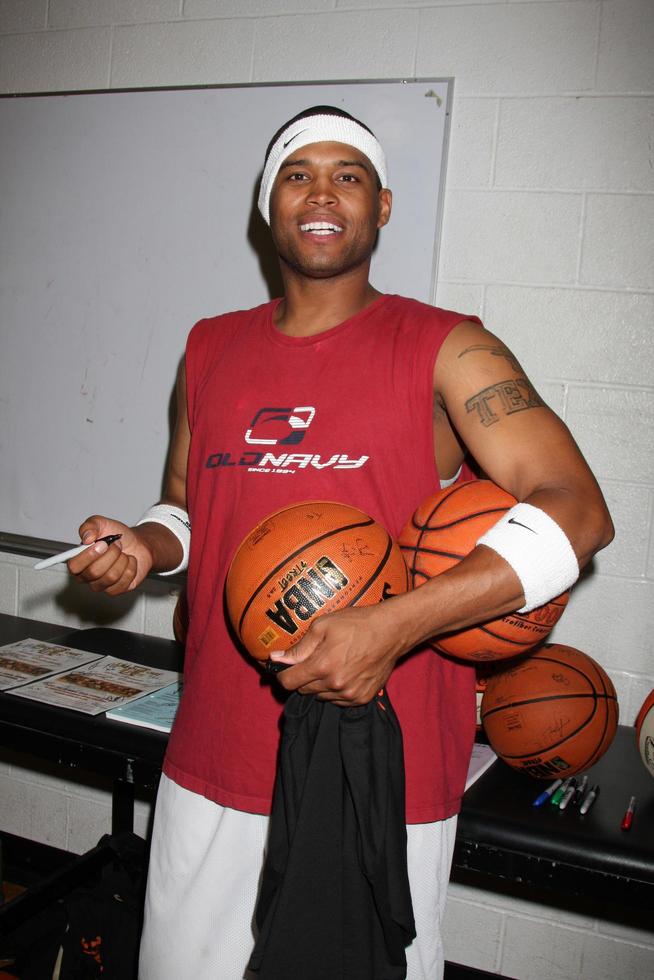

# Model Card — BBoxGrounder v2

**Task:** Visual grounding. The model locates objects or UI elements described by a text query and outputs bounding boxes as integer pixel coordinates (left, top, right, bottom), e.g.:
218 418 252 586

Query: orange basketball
398 480 569 662
226 500 408 662
481 643 619 778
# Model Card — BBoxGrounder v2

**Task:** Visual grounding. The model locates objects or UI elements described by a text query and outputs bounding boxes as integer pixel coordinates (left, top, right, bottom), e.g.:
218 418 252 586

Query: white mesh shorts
405 815 458 980
138 774 457 980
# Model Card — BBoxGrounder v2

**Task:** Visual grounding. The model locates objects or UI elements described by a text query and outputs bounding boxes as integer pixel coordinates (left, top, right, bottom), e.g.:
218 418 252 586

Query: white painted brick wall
0 0 47 33
0 564 18 615
482 286 654 386
415 3 599 94
597 0 654 92
579 937 654 980
0 745 156 853
581 193 654 289
252 9 418 80
440 189 583 283
48 1 183 30
503 917 586 980
445 96 498 189
553 574 654 675
596 481 651 578
187 0 336 17
0 27 112 92
1 2 653 976
110 17 254 87
495 97 654 192
565 386 653 483
443 890 504 971
2 552 179 638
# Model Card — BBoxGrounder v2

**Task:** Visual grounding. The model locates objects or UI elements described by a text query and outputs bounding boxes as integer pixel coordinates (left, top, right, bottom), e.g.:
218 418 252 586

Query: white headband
258 114 388 225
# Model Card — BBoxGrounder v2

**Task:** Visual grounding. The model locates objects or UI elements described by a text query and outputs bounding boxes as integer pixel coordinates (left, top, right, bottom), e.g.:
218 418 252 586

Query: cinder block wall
1 2 652 977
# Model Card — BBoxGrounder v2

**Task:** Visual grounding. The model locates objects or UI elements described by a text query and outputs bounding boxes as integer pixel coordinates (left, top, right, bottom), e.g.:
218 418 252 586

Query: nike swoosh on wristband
508 517 537 533
283 129 308 148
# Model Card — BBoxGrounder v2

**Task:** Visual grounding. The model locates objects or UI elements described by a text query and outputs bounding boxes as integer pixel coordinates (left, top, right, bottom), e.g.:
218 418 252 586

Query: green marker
550 777 572 806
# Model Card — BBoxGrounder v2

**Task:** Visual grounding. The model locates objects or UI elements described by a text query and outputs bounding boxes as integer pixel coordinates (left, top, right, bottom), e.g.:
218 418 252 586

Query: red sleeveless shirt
163 294 478 823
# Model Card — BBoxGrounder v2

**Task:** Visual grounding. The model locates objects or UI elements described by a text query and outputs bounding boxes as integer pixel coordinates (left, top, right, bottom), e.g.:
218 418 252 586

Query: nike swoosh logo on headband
283 129 308 148
508 517 537 533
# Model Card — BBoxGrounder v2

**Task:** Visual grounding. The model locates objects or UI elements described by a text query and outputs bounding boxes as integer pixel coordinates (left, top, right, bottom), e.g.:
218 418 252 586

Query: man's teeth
300 222 343 235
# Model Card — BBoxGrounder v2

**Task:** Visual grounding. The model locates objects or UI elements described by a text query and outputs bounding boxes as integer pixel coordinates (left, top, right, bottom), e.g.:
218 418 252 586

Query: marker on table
620 795 636 832
33 535 122 570
550 777 572 806
532 779 562 808
572 774 588 807
558 777 578 811
579 783 600 816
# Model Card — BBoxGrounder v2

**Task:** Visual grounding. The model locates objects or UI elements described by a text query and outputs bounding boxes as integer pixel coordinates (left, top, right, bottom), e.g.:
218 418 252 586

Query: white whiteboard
0 79 451 542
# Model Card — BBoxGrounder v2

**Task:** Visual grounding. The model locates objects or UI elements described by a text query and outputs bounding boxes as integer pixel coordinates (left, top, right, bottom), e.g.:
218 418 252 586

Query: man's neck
273 274 382 337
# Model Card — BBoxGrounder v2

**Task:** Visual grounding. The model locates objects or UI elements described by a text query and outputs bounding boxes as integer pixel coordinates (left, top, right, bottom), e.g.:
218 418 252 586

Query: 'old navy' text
206 451 369 471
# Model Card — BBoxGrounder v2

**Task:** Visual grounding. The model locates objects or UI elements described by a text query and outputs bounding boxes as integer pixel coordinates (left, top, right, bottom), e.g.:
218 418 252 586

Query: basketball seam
481 691 616 720
348 532 401 606
575 659 615 771
434 612 554 655
482 691 617 762
437 621 543 651
236 516 375 637
409 484 461 582
405 483 514 560
410 505 509 534
478 623 542 645
401 544 467 561
487 704 617 761
493 654 595 682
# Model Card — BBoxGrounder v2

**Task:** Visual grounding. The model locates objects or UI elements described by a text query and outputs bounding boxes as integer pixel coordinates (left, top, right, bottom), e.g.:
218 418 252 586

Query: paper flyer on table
8 655 180 715
465 742 498 791
106 681 183 733
0 638 103 691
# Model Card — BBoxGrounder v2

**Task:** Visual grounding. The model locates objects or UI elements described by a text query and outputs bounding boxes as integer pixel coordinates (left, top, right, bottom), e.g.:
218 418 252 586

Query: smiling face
268 141 392 282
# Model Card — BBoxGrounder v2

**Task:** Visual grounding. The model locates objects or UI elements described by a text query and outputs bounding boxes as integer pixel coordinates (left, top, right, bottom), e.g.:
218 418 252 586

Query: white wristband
136 504 191 576
477 502 579 613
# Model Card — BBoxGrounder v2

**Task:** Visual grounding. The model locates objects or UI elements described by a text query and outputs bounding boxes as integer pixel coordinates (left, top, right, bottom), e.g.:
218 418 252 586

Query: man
70 106 613 979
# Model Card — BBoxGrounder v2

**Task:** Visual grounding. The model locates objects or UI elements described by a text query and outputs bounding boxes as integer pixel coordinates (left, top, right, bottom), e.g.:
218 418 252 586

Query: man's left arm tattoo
465 378 545 427
458 344 522 373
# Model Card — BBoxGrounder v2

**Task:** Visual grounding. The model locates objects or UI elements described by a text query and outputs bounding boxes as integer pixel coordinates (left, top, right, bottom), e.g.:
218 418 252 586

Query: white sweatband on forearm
477 502 579 613
135 504 191 576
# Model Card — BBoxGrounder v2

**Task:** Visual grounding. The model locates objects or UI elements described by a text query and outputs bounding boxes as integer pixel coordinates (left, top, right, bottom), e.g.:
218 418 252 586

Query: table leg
112 768 136 835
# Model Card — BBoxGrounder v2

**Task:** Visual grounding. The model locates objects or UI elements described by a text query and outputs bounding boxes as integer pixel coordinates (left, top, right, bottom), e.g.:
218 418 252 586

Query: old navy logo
508 517 537 534
245 406 315 446
205 404 370 474
206 450 368 471
283 128 308 149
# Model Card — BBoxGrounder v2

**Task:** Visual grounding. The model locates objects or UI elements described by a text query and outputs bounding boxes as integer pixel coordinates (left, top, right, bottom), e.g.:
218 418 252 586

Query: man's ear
377 188 392 229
